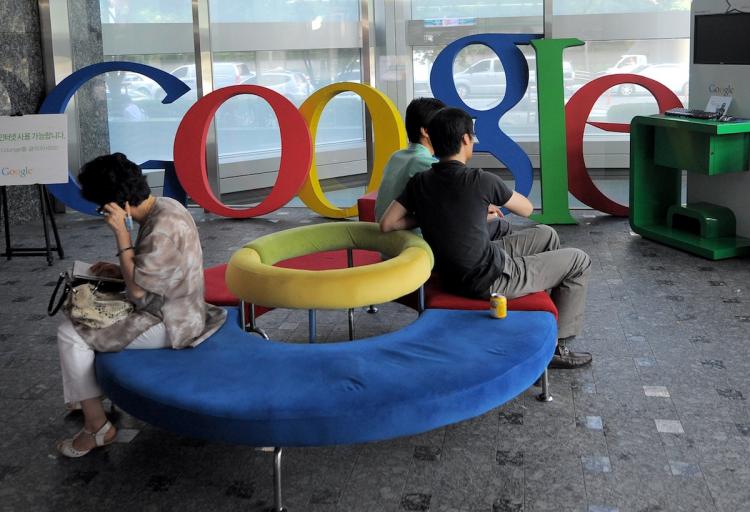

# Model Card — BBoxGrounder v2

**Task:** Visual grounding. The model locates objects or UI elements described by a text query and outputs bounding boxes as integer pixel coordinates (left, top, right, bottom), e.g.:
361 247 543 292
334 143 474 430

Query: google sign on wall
0 114 67 187
40 34 683 224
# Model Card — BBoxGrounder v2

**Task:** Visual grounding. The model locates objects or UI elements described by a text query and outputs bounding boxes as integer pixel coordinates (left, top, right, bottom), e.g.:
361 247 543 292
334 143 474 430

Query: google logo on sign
39 34 683 223
2 166 33 177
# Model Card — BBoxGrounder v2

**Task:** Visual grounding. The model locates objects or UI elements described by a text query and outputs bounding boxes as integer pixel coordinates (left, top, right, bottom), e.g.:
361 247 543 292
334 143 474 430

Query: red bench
204 249 382 317
357 190 378 223
396 273 558 319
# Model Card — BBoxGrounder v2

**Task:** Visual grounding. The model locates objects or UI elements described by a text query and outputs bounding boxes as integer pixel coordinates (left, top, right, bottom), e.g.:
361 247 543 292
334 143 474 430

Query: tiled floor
1 206 749 512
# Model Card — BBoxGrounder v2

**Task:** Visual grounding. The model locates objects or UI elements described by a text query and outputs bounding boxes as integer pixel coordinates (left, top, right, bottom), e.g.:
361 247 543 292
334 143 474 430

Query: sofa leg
348 308 355 340
308 309 316 343
240 301 269 339
273 447 287 512
240 300 247 330
365 305 378 314
536 369 553 402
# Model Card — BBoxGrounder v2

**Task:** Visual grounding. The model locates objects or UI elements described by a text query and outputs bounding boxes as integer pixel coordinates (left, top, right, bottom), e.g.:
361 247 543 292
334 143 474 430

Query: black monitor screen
694 13 750 65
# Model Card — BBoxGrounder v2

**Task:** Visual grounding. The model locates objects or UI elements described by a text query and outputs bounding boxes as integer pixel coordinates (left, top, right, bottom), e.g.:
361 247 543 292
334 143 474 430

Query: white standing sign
0 114 68 186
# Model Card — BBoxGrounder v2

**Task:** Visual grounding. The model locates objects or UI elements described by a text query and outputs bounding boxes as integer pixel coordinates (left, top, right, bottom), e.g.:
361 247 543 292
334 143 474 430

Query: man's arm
502 191 534 218
379 200 418 232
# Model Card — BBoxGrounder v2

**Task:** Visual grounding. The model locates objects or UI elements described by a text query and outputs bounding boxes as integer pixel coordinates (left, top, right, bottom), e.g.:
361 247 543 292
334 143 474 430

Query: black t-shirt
397 160 513 297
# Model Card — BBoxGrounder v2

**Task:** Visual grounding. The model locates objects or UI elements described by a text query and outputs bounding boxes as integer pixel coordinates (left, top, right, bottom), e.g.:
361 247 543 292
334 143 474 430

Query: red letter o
174 85 312 218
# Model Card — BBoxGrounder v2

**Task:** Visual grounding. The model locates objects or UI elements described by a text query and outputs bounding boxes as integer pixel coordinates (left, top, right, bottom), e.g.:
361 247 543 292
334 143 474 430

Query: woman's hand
90 261 122 279
101 202 130 236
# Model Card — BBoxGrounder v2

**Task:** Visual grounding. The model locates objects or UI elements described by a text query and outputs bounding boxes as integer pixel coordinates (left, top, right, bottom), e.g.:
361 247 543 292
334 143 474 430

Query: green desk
630 114 750 260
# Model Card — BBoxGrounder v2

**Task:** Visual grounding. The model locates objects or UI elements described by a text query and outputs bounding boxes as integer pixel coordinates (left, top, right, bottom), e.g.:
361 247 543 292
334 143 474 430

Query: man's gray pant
489 225 591 339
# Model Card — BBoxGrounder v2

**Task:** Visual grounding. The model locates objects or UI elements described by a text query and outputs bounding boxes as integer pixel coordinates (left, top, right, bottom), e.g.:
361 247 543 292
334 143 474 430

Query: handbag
48 272 134 329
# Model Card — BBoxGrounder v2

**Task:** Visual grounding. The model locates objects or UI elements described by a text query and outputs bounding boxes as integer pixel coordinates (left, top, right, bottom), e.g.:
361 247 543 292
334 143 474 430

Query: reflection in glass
211 49 364 160
99 0 191 23
102 54 197 163
411 0 542 19
554 0 689 16
209 0 359 23
413 38 689 142
413 44 541 139
564 39 689 139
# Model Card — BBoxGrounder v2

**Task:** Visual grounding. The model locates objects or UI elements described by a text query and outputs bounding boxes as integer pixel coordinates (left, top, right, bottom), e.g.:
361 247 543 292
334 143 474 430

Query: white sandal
57 420 115 458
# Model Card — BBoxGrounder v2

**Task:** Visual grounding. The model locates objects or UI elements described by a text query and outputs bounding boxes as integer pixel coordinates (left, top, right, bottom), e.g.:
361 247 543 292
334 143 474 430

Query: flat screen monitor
694 12 750 65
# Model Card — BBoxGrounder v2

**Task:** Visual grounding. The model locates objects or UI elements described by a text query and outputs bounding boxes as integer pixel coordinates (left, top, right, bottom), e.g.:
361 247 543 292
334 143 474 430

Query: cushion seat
225 222 433 309
96 308 556 447
204 249 382 317
397 273 559 318
357 190 378 223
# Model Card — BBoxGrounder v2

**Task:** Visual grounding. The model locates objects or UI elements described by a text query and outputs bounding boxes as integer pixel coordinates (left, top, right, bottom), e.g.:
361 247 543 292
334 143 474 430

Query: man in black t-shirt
380 107 592 369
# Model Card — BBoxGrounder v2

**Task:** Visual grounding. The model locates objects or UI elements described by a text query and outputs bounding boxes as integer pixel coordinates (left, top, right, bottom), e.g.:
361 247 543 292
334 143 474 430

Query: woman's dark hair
78 153 151 208
405 97 446 144
426 107 475 158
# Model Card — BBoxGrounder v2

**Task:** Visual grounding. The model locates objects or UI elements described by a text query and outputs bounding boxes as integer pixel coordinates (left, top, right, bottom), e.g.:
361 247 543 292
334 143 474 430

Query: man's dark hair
426 107 474 158
78 152 151 208
405 97 446 144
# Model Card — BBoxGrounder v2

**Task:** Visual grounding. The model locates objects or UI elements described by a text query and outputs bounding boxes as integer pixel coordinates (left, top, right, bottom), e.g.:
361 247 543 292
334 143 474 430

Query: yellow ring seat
226 222 434 310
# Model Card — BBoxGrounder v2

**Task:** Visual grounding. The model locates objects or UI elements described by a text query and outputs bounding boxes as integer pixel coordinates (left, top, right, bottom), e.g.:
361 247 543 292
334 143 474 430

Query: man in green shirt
375 98 511 239
374 98 445 221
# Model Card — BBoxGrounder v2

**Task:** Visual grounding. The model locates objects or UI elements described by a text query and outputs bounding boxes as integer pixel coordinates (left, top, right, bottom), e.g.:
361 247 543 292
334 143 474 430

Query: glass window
468 60 492 73
172 66 188 79
412 0 542 19
413 44 541 140
102 54 198 163
212 49 364 162
564 38 689 140
99 0 191 24
554 0 690 16
413 38 688 145
209 0 359 23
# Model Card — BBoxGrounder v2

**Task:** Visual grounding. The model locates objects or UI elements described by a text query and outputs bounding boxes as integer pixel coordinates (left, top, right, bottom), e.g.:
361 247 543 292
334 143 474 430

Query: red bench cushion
396 274 558 319
357 191 378 222
204 249 382 308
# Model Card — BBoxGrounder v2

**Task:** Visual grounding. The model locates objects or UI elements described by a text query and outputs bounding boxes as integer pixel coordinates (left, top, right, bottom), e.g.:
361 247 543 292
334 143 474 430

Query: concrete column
0 1 46 224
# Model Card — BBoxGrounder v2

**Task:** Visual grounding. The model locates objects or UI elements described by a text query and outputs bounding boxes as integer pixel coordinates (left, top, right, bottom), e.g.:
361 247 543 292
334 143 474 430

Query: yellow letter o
298 82 406 218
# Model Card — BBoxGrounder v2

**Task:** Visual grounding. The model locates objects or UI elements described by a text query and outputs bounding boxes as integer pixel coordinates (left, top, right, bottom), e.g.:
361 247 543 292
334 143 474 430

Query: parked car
615 63 689 97
171 62 253 91
606 54 648 74
120 72 161 98
243 70 313 105
336 57 362 83
215 70 314 127
452 56 574 99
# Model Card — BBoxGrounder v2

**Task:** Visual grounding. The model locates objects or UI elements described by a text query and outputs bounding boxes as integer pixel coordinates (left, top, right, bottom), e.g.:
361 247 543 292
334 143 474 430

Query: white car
171 62 254 90
452 56 574 99
616 63 689 96
244 71 313 105
120 73 160 98
607 54 648 74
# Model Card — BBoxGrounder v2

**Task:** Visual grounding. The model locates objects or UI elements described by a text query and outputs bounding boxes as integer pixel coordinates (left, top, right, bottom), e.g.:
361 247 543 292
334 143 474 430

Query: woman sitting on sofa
56 153 226 457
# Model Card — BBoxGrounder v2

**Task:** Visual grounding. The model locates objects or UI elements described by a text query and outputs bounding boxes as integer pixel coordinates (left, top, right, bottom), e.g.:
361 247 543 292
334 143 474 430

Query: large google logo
39 34 683 223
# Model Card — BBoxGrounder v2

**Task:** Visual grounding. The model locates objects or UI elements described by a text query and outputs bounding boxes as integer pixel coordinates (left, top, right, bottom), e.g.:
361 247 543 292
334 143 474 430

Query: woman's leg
57 318 102 406
57 320 170 453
